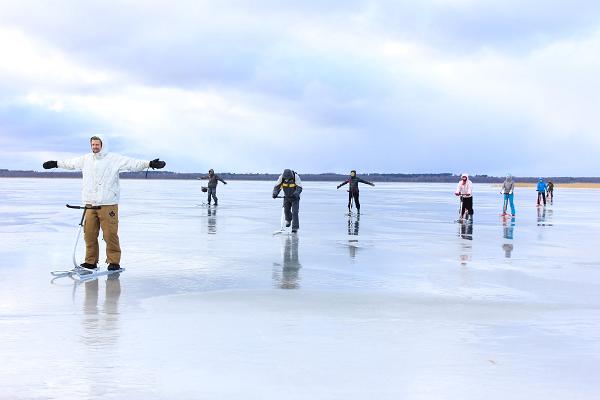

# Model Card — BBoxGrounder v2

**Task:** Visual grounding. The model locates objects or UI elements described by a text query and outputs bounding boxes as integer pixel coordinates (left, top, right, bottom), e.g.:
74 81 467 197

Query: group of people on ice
455 173 554 223
42 135 555 272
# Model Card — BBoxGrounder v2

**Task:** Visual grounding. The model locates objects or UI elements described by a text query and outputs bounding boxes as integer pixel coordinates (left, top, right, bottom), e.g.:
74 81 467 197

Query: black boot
80 263 97 271
108 263 121 271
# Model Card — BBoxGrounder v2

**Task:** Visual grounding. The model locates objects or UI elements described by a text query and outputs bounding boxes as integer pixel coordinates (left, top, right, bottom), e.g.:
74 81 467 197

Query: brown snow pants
84 204 121 265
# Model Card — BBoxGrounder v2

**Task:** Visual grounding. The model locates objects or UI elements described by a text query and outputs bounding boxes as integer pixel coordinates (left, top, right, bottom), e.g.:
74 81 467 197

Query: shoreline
511 183 600 189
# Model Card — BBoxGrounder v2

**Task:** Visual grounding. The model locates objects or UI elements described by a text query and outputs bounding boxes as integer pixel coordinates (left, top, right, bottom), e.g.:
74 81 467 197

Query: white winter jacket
455 174 473 197
58 150 150 205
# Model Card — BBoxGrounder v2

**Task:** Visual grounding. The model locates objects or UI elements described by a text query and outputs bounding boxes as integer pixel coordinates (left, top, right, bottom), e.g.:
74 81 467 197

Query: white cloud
0 26 116 91
0 1 599 174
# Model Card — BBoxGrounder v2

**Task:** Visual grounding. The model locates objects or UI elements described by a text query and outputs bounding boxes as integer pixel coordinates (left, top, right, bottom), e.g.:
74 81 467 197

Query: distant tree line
1 169 599 183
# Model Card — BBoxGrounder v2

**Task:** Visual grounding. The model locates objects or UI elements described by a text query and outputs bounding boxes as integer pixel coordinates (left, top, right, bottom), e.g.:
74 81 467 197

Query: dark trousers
348 190 360 210
283 196 300 230
207 187 218 204
461 196 474 216
537 191 546 205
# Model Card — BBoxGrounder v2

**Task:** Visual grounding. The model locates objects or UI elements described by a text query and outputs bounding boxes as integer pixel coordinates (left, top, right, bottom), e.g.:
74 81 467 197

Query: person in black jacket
337 170 374 213
273 169 302 233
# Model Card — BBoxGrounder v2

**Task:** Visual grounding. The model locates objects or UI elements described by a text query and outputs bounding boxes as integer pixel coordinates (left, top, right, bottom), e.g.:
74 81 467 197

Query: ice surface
1 178 599 399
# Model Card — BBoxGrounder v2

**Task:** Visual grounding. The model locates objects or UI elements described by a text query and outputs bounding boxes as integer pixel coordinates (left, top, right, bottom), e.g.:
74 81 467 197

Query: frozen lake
1 178 599 399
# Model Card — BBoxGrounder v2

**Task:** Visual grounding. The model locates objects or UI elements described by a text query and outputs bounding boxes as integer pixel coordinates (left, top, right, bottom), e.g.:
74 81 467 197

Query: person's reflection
502 243 514 258
457 221 473 266
348 214 360 236
347 214 360 259
207 207 217 234
537 206 546 226
459 242 472 266
83 280 99 346
501 215 515 258
82 275 122 348
458 221 473 240
545 209 553 226
537 207 554 226
502 216 516 239
273 235 301 289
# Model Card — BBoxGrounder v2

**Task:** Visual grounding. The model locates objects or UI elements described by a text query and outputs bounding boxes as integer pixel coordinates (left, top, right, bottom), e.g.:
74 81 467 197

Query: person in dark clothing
546 181 554 203
272 169 302 233
201 169 227 205
336 170 375 213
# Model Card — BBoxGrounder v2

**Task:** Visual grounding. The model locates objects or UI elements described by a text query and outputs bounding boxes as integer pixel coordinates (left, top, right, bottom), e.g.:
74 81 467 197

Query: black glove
149 158 166 169
336 184 341 189
43 161 58 169
272 188 281 199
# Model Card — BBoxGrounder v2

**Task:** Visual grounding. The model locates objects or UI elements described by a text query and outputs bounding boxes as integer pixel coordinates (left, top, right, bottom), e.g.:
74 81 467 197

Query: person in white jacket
454 173 473 221
43 136 166 271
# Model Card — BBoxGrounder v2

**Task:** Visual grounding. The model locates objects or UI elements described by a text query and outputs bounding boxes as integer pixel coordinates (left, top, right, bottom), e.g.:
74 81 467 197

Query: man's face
91 139 102 153
462 177 467 182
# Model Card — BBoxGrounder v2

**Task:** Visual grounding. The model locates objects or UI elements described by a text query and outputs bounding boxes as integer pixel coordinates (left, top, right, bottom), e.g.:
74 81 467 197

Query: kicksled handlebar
66 204 102 210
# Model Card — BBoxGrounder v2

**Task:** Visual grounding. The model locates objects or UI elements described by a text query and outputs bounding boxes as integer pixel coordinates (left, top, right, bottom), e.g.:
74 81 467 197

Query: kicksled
51 204 125 282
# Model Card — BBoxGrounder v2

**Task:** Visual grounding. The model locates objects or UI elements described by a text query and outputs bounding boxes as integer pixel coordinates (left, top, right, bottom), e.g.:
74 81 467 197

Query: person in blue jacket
536 178 547 206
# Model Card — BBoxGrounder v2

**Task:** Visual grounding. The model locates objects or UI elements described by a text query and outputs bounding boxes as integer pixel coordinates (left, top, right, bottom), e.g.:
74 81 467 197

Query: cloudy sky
1 0 599 176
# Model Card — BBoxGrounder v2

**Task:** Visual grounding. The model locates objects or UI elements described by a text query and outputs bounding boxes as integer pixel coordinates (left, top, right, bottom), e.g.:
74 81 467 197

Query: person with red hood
454 173 474 221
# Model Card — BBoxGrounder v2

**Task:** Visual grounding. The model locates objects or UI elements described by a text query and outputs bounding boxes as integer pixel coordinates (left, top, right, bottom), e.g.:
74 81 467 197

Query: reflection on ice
272 235 301 289
207 206 217 234
537 206 553 226
347 214 360 236
82 276 121 350
458 220 473 241
502 215 516 258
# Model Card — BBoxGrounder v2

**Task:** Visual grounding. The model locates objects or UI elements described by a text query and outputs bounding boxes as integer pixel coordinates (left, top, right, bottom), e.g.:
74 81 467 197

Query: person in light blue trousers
501 174 516 216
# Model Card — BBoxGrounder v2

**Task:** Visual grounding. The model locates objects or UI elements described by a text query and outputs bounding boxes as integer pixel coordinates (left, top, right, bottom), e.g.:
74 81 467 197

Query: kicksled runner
51 204 125 282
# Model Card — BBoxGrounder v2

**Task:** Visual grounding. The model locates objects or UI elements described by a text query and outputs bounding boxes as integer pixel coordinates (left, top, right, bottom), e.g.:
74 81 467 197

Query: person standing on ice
336 170 375 214
455 173 474 221
273 169 302 233
536 178 547 206
501 174 516 216
546 180 554 203
201 169 227 206
43 136 166 271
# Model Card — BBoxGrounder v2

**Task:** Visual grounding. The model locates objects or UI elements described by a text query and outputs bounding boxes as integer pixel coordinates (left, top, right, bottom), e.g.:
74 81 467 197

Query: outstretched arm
358 178 374 186
117 155 150 172
337 179 349 189
117 156 166 172
218 176 227 185
51 155 85 171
